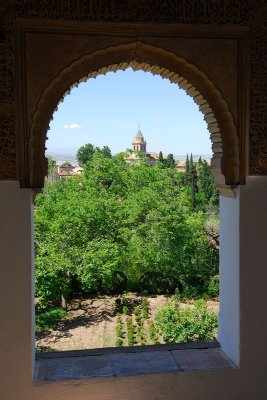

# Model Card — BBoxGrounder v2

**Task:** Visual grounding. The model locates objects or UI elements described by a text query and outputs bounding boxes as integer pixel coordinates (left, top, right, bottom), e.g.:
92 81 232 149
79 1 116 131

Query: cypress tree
199 160 218 206
187 154 198 208
185 154 190 174
183 154 190 185
190 153 193 167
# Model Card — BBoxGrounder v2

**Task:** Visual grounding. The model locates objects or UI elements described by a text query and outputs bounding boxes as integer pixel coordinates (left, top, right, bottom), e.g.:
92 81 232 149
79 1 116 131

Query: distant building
125 128 159 166
57 165 83 179
175 162 186 172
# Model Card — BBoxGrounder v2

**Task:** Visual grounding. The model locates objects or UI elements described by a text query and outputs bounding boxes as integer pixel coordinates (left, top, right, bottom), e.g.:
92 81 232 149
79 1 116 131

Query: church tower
132 127 147 155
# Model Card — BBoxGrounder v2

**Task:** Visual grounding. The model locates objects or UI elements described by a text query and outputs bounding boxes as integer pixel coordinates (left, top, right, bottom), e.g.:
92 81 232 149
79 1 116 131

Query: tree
46 157 58 183
165 153 175 168
198 160 218 206
189 163 198 209
47 157 57 173
76 143 112 166
101 145 112 158
35 149 219 307
76 143 95 166
61 161 73 167
158 151 164 163
183 154 190 185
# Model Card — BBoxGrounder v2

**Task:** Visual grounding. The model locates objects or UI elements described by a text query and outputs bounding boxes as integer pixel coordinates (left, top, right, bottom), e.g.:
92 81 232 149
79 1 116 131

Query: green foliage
115 298 122 313
47 157 57 174
165 153 175 168
61 161 73 167
158 151 164 163
116 323 123 337
127 323 135 346
35 150 219 307
141 298 149 319
208 275 220 298
116 338 123 347
126 316 132 328
35 308 67 332
122 305 130 315
155 299 218 343
76 143 112 166
147 320 158 344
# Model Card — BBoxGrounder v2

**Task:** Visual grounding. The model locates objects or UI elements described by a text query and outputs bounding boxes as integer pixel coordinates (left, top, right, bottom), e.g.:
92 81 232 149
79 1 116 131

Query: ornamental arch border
27 41 239 194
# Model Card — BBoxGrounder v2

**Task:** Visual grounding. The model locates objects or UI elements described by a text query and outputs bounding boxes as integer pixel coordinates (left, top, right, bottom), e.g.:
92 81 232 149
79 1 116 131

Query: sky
46 68 212 157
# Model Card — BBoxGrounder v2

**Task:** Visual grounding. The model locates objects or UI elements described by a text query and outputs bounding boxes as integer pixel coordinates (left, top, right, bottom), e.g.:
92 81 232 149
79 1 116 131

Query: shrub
127 327 135 346
116 314 122 323
116 338 123 347
155 299 218 343
142 306 149 319
141 299 149 319
140 272 182 294
208 275 219 298
116 324 123 338
133 306 140 317
122 305 130 315
115 298 122 313
35 308 67 332
147 320 158 344
126 316 132 328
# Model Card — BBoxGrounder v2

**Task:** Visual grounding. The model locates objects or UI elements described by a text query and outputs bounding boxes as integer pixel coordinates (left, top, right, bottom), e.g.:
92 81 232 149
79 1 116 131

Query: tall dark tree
190 153 194 167
158 151 164 163
185 154 190 174
199 160 218 206
165 153 176 168
183 153 190 185
189 164 198 209
185 154 198 209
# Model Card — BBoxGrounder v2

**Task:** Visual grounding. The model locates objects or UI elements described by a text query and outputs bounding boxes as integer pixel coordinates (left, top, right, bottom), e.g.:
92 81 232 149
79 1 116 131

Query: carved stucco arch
30 41 239 195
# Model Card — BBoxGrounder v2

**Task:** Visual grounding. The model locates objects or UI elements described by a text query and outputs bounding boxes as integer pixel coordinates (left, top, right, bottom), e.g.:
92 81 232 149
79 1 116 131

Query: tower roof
134 128 144 141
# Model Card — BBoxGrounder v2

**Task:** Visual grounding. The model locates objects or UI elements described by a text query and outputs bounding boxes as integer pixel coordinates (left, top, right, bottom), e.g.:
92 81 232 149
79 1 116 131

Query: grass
35 308 67 332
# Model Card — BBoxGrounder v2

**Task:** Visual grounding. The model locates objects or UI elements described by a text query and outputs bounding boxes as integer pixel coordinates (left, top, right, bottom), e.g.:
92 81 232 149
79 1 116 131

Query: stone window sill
34 340 237 381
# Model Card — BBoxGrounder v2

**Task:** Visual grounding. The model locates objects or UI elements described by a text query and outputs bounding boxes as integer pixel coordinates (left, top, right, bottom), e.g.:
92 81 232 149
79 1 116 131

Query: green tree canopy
76 143 112 166
35 150 219 308
165 153 176 168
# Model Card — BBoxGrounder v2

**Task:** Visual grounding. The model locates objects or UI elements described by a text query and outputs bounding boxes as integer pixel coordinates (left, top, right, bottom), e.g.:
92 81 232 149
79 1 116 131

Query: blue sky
46 68 211 157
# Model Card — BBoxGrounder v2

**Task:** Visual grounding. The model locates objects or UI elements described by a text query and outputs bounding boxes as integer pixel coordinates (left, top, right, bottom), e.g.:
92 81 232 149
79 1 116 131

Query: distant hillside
46 152 78 166
46 151 212 166
173 154 212 163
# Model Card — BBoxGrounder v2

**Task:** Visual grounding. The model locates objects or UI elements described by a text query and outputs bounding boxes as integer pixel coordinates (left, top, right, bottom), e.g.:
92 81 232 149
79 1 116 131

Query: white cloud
63 123 81 129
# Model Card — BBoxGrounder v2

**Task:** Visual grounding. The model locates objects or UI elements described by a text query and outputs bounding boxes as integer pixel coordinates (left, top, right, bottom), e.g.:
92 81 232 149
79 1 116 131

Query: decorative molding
28 41 239 192
0 0 265 182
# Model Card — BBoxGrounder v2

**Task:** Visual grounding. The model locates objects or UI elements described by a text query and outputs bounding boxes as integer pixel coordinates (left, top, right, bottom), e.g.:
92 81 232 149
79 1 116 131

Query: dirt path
35 294 219 352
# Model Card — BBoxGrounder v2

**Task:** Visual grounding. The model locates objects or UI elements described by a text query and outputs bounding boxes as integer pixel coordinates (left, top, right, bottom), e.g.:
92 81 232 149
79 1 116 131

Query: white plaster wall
1 178 267 399
219 190 240 365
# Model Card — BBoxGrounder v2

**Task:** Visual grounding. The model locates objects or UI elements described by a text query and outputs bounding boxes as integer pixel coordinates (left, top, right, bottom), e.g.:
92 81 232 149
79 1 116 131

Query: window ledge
34 340 237 381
